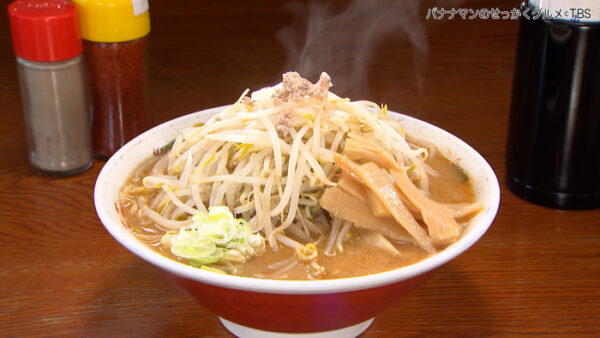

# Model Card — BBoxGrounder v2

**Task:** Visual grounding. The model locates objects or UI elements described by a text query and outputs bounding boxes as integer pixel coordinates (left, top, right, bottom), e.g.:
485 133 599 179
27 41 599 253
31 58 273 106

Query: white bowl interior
94 107 500 294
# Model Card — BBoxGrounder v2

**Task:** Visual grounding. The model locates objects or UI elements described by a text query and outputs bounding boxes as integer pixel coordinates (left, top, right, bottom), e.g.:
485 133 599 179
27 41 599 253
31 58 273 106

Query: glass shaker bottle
7 0 93 176
506 0 600 209
72 0 150 159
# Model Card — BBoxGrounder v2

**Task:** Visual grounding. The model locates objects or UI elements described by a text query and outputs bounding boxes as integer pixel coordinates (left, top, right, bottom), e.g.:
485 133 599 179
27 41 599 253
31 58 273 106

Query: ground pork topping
308 72 332 98
273 72 332 104
275 111 293 138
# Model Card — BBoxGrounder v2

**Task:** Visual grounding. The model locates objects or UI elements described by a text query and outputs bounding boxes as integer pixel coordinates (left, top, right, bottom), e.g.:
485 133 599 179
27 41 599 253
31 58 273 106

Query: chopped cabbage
162 206 265 269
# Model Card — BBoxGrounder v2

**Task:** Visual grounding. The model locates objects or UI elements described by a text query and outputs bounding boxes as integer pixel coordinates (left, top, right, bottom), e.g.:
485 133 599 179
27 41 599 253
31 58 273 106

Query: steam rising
277 0 429 95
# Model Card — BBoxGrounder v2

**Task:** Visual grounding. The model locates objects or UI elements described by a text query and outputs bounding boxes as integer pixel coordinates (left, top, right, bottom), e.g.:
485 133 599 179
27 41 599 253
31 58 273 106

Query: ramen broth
121 151 476 280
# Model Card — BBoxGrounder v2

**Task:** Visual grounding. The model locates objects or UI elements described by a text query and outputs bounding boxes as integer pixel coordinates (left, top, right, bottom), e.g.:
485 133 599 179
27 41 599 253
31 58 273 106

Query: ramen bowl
94 106 500 337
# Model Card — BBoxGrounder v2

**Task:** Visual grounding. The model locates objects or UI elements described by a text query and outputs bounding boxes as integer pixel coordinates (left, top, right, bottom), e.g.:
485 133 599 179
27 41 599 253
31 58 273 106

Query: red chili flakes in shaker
84 37 148 159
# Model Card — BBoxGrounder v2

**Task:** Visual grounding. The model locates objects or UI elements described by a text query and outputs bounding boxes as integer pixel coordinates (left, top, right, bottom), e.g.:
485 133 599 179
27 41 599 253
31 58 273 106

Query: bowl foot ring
219 317 375 337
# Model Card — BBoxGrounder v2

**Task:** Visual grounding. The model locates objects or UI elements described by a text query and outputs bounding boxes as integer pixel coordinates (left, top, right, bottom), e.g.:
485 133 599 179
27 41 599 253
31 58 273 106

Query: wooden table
1 0 598 336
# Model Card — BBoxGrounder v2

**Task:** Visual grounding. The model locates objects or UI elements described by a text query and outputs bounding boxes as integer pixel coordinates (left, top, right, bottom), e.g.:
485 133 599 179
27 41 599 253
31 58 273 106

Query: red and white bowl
94 106 500 337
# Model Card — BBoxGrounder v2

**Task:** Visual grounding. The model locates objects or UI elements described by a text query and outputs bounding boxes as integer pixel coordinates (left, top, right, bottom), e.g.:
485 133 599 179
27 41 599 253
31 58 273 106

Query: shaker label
131 0 149 16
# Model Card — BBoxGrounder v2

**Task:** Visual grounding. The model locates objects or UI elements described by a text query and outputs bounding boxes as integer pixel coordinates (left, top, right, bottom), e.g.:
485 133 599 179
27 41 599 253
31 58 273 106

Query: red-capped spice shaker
7 0 93 176
72 0 150 159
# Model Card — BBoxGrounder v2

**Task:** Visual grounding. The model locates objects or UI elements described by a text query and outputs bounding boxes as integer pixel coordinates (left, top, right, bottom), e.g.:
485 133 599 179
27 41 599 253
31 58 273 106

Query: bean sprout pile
120 72 432 278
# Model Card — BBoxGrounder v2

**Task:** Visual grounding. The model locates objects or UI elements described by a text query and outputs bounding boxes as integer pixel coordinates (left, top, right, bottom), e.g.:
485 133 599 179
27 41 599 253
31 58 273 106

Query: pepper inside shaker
72 0 151 160
7 0 93 176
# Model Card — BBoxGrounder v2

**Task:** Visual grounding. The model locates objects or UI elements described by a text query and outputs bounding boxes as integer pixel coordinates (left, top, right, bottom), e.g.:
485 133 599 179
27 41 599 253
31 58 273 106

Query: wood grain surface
1 0 598 336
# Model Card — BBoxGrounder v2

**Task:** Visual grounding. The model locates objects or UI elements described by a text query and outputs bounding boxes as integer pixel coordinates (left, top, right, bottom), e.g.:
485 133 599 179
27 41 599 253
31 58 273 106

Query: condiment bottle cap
71 0 150 43
7 0 83 62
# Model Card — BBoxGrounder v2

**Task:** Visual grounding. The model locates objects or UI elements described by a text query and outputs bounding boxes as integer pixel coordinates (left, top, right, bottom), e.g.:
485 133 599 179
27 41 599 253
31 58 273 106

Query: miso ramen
118 72 483 280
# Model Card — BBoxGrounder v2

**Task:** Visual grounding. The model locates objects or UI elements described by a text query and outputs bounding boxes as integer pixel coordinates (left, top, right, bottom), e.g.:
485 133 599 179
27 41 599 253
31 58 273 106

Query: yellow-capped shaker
71 0 151 159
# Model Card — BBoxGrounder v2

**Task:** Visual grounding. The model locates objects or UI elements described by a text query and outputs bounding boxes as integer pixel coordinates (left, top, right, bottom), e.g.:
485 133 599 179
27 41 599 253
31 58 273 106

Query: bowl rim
94 106 500 295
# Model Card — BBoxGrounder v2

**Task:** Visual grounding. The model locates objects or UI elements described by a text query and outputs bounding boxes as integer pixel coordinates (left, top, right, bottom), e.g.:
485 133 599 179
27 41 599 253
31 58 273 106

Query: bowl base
218 317 375 337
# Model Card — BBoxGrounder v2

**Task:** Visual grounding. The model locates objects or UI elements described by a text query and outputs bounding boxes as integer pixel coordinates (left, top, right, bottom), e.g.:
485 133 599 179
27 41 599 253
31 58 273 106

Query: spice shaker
8 0 93 176
72 0 150 159
506 0 600 209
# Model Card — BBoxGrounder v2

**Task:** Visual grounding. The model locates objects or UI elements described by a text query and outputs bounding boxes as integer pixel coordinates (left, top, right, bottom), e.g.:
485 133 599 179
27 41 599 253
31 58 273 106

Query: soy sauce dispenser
506 0 600 209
